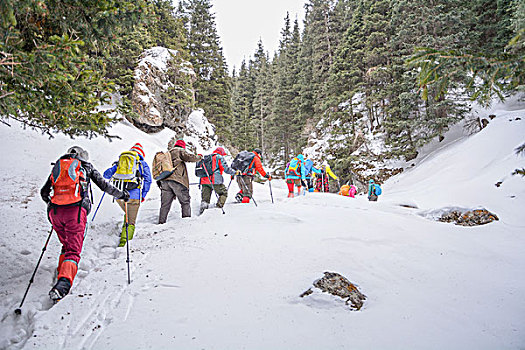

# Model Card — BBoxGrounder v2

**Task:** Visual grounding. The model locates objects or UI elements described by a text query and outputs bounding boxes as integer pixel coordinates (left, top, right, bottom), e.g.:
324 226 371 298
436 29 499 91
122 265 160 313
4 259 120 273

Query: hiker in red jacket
235 148 271 203
199 147 236 214
40 146 129 302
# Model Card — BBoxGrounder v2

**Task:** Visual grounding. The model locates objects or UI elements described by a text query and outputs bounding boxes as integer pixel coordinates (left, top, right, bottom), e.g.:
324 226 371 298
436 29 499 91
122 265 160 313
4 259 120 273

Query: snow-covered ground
0 101 524 349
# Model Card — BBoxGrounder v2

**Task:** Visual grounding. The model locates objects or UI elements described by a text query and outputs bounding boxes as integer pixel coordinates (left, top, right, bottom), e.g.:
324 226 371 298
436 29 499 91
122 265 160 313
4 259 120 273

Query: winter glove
265 173 272 181
121 190 130 202
235 170 241 176
141 197 145 203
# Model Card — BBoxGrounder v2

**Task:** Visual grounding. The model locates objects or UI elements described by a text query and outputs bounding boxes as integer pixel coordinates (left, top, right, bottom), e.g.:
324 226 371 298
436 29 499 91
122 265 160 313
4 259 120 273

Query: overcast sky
212 0 306 73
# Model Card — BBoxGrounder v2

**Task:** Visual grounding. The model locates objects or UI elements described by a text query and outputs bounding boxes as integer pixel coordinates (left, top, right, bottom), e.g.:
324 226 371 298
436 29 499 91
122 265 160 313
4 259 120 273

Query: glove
235 170 241 176
141 197 145 203
265 173 272 181
121 190 130 202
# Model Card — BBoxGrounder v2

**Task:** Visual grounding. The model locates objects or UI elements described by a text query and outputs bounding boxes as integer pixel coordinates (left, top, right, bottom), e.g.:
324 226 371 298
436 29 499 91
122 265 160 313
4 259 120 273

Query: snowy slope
0 102 524 350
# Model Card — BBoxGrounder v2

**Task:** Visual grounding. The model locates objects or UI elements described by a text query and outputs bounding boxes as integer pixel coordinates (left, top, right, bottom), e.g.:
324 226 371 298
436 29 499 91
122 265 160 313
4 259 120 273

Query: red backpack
50 157 87 206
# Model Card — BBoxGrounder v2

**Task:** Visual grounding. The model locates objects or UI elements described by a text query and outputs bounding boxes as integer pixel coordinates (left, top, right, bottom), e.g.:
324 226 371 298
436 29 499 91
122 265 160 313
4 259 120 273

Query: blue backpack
374 184 382 195
287 157 302 176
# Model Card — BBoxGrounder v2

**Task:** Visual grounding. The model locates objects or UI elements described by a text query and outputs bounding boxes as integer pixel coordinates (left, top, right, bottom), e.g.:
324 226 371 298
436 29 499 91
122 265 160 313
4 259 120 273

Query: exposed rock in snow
301 271 367 311
130 46 196 136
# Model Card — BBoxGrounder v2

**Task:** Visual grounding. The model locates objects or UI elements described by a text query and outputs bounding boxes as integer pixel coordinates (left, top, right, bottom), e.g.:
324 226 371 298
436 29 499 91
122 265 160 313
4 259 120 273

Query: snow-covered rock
130 47 196 135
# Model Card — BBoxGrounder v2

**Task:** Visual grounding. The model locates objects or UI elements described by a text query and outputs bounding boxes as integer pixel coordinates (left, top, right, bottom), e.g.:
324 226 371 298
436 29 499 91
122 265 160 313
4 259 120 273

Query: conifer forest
1 0 524 178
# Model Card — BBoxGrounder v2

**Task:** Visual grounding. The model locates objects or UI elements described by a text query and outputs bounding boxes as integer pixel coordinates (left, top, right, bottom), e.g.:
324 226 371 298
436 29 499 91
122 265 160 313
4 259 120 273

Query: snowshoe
49 277 71 302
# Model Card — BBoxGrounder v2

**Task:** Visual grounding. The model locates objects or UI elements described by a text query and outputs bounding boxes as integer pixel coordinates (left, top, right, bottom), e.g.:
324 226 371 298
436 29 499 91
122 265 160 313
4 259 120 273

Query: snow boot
199 202 209 215
235 192 243 203
119 224 135 247
49 277 71 302
241 196 250 203
288 192 294 198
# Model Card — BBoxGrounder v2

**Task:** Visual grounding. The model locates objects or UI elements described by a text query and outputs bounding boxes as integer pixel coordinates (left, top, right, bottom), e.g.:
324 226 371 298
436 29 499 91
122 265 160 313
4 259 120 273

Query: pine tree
0 0 147 138
183 0 231 135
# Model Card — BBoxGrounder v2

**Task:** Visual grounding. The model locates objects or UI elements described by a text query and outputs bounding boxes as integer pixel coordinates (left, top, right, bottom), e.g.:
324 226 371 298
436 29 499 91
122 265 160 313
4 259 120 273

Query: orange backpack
50 157 87 205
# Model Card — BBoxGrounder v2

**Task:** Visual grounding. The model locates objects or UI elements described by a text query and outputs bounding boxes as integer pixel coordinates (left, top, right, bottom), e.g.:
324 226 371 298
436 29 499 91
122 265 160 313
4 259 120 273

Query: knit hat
130 143 145 158
175 140 186 149
214 147 226 156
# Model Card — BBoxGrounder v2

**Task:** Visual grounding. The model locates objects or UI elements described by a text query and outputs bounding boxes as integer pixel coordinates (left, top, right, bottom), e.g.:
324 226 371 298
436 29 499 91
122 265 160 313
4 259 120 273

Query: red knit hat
174 140 186 149
130 143 145 158
214 147 226 156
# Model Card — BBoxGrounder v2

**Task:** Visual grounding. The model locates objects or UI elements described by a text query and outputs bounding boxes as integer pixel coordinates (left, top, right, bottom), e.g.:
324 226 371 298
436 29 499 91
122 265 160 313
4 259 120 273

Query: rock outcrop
129 47 196 136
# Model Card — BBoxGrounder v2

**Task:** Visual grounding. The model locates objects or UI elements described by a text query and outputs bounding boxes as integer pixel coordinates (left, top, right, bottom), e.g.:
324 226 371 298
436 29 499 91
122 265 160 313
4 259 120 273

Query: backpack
195 154 218 178
50 156 88 206
374 184 382 196
231 151 256 173
287 157 302 177
152 151 174 181
112 151 143 190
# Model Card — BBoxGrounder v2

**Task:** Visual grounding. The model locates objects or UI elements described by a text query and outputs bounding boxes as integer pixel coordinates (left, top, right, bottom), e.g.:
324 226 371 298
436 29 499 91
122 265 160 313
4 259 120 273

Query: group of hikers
37 141 380 303
283 153 381 202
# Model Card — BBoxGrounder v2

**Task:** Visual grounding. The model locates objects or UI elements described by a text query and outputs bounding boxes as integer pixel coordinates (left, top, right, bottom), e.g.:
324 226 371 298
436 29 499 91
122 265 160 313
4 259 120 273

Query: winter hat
253 148 262 156
214 147 226 156
67 146 89 161
175 140 186 149
130 143 145 158
369 179 375 183
297 154 304 161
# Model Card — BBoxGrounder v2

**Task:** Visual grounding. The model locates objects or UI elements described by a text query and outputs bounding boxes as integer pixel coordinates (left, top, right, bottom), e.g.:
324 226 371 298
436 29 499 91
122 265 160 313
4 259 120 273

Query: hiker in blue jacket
103 143 152 246
285 154 308 197
368 179 378 201
303 158 322 192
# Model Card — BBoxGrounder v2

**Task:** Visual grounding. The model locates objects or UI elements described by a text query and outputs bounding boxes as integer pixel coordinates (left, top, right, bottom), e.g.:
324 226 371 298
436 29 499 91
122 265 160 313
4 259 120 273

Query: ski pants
236 175 253 199
117 199 141 225
286 178 303 193
159 180 191 223
48 205 87 283
201 184 228 208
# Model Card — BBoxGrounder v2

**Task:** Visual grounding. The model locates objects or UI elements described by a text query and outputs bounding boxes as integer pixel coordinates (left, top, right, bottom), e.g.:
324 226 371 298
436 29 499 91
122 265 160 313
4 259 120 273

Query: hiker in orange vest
40 146 129 302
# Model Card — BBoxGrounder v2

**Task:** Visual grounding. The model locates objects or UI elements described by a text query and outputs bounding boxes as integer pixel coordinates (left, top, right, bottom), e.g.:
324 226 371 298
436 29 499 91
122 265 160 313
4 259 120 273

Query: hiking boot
49 277 71 302
199 202 209 215
235 192 243 203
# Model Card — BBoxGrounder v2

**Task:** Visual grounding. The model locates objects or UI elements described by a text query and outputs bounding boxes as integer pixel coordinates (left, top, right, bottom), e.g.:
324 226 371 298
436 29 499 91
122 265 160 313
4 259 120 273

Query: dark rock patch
439 208 499 226
300 272 366 311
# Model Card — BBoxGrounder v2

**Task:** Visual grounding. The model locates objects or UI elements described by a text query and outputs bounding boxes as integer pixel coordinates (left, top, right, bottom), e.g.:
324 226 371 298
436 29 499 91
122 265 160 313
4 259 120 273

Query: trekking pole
238 176 257 207
124 203 131 284
15 227 54 315
91 192 106 222
227 176 234 191
268 179 274 204
202 162 225 215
